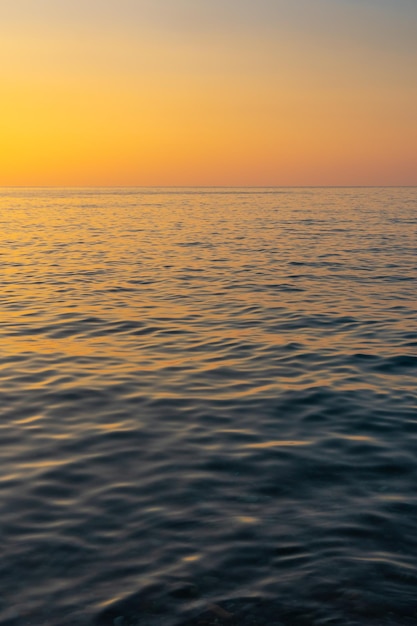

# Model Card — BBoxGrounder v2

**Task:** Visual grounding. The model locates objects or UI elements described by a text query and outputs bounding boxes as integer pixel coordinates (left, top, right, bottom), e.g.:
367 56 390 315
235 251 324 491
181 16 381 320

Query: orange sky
1 0 416 186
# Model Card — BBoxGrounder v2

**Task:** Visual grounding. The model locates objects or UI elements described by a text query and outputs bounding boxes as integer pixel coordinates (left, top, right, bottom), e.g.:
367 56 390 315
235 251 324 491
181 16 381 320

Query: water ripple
0 187 416 626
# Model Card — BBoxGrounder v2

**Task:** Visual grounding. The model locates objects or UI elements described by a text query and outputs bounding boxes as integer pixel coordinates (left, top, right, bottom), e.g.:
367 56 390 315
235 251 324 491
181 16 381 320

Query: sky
1 0 416 186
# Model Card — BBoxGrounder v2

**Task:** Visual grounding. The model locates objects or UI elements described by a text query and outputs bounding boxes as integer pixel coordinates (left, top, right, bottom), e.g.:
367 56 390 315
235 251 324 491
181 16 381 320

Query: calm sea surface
0 187 416 626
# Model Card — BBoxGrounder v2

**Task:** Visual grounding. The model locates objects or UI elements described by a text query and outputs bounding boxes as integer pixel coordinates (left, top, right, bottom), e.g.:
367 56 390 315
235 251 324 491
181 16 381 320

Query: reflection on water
0 187 416 626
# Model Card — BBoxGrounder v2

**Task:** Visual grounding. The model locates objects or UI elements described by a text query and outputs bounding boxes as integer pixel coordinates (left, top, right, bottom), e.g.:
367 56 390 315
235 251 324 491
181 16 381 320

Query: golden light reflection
244 440 314 448
182 554 201 562
238 516 258 525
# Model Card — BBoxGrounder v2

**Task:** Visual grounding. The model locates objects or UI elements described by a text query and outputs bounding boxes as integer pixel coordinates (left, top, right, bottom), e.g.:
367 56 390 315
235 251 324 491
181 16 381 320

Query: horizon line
1 185 416 190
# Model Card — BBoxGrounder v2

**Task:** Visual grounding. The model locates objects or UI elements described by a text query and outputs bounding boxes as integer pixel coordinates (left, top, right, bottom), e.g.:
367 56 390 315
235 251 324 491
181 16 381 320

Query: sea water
0 187 416 625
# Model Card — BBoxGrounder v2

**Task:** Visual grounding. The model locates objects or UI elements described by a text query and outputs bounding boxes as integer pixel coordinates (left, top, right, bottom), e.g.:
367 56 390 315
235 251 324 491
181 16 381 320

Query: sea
0 187 416 626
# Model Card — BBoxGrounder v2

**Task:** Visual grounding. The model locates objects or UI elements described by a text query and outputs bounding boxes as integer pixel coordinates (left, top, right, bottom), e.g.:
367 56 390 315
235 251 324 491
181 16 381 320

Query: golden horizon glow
1 1 416 186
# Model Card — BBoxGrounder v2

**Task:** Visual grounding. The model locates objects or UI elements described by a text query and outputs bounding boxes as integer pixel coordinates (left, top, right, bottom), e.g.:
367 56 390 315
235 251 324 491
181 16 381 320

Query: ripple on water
0 187 416 626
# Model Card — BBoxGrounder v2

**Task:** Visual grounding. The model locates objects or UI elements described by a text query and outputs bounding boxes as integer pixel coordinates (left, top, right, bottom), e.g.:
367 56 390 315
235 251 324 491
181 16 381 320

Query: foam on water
0 187 416 626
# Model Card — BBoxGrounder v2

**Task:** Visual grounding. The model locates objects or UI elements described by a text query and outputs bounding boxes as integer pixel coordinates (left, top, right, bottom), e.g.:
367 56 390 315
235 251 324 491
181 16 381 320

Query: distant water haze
0 187 416 625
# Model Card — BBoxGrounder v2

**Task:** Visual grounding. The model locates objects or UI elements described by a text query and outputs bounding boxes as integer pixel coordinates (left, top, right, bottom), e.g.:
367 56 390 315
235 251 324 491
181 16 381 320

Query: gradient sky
1 0 416 186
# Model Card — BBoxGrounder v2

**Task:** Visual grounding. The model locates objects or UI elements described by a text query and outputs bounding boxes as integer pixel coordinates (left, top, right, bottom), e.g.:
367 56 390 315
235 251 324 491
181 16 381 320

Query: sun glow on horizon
1 0 416 186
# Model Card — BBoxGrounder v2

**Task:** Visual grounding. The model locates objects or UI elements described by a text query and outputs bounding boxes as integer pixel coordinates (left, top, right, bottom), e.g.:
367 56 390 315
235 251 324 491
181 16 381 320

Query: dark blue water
0 187 416 626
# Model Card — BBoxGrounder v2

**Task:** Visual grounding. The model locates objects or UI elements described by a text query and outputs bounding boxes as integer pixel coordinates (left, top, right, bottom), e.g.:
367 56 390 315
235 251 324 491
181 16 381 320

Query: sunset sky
1 0 416 186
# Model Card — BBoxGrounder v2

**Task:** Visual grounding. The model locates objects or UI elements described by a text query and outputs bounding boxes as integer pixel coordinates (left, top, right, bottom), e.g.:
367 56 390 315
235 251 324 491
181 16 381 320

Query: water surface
0 187 416 626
